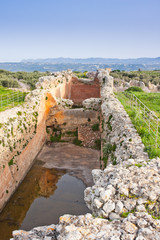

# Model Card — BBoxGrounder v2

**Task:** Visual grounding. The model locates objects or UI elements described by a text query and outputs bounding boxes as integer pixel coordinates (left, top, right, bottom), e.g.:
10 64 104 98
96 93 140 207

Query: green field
115 90 160 158
130 92 160 118
0 86 27 112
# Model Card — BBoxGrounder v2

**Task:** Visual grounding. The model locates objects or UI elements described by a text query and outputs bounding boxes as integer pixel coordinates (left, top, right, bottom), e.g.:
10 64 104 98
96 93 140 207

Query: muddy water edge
0 143 100 240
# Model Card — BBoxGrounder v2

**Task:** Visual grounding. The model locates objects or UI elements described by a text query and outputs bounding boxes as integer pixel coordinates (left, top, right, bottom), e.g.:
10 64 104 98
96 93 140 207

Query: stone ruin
0 69 159 239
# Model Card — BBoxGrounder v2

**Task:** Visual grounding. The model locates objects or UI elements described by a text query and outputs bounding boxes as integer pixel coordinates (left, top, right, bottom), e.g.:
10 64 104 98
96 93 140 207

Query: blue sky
0 0 160 61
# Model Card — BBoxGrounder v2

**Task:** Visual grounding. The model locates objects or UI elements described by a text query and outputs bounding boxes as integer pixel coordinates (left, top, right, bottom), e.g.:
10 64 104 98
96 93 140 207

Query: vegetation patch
102 143 117 167
121 209 135 218
73 71 88 79
46 127 50 134
144 200 160 219
125 86 144 92
92 123 99 131
134 163 143 168
94 139 101 150
17 111 22 116
73 139 82 146
8 157 14 166
65 130 78 137
131 92 160 118
110 70 160 86
0 86 28 112
72 105 83 109
0 69 49 89
106 115 113 131
50 135 61 142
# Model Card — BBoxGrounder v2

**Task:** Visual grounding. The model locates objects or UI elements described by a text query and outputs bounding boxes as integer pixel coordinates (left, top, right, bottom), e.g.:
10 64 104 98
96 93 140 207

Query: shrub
92 123 99 131
73 139 82 146
125 86 144 92
94 139 101 150
50 135 61 142
116 92 160 158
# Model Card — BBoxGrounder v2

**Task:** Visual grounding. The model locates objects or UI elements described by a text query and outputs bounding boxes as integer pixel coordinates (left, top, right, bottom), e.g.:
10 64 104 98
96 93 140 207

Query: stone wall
0 70 73 212
46 105 100 148
47 108 99 128
0 70 103 212
99 69 148 164
36 70 73 99
83 69 160 239
70 76 100 104
0 93 47 211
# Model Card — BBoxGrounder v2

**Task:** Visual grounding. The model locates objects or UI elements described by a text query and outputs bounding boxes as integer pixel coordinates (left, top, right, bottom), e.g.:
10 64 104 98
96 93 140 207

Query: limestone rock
115 201 123 214
82 98 101 111
123 221 138 234
103 200 115 215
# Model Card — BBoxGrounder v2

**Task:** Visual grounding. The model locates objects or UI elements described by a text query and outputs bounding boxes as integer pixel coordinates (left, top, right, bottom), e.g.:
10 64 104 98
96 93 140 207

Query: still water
0 143 100 240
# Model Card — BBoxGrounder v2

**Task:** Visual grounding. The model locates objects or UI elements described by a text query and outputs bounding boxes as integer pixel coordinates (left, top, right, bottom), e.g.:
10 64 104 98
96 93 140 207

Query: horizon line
0 56 160 63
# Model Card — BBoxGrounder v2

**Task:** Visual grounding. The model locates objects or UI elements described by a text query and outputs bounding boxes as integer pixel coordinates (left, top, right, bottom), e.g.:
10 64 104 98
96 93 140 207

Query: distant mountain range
0 57 160 72
22 57 160 65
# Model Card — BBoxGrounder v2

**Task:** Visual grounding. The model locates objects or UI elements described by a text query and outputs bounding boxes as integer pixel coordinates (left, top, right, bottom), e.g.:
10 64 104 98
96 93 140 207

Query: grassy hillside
115 90 160 158
0 86 27 112
131 92 160 118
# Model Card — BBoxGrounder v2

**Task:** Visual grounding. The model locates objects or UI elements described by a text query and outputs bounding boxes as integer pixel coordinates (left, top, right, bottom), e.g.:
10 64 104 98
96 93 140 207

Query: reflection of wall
39 169 59 197
0 164 65 240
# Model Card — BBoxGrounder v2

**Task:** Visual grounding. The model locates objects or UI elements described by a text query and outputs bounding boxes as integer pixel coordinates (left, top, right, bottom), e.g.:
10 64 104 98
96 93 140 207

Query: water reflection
20 174 90 231
0 163 91 240
0 162 65 240
0 143 99 240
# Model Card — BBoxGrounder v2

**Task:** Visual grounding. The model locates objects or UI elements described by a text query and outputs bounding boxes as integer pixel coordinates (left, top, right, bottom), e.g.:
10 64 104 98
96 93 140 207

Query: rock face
130 80 145 89
12 224 57 240
86 71 96 79
114 77 160 93
148 81 159 92
11 69 160 239
82 98 101 111
12 212 160 240
55 213 160 240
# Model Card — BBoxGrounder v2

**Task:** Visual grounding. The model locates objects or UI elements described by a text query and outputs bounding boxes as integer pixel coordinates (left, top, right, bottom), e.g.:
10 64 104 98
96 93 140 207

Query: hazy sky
0 0 160 62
